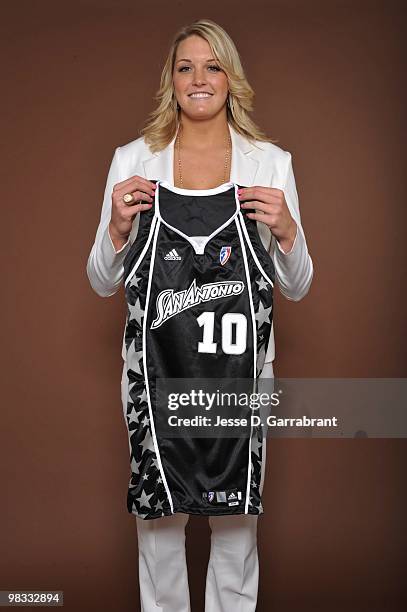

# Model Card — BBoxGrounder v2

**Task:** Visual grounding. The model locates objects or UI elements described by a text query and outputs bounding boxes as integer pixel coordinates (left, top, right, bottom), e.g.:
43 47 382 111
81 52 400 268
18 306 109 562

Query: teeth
189 93 211 98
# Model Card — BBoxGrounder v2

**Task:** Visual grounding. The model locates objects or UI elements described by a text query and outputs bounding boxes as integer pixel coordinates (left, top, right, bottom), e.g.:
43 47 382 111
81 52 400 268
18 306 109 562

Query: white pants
136 440 266 612
132 364 274 611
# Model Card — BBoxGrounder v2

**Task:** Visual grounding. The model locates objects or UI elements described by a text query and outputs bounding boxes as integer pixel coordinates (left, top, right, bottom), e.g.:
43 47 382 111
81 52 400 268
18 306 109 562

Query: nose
192 66 207 87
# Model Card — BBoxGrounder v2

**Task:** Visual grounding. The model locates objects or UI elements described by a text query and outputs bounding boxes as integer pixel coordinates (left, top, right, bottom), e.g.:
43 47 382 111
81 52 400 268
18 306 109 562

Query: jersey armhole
235 182 275 275
240 214 276 286
123 202 157 284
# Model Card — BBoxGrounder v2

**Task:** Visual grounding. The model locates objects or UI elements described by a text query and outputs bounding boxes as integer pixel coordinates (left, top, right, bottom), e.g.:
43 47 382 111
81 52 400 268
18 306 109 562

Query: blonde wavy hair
140 19 277 152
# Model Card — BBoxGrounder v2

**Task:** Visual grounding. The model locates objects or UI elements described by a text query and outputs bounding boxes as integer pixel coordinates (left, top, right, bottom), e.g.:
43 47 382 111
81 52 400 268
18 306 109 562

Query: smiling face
173 34 229 121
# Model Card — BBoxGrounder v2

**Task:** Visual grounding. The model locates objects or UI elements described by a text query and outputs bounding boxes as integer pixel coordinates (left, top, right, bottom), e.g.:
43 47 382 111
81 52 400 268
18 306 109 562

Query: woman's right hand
109 176 156 247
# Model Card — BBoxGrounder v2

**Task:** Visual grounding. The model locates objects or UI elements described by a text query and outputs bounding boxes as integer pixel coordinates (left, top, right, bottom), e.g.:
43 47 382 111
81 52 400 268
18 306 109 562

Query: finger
240 201 275 214
239 186 283 196
128 202 154 214
238 199 259 210
121 202 153 219
238 187 281 202
114 176 156 195
245 211 274 226
117 175 157 191
116 190 154 205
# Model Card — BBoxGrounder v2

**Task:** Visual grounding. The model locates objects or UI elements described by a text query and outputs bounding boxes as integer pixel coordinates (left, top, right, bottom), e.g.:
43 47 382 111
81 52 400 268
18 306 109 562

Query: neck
177 111 230 149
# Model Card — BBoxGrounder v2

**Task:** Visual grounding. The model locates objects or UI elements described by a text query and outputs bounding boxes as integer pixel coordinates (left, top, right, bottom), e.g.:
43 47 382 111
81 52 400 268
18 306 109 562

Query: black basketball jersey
122 181 275 520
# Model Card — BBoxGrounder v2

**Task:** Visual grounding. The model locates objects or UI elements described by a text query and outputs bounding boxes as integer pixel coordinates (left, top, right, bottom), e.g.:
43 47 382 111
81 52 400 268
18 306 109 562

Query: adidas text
164 249 181 261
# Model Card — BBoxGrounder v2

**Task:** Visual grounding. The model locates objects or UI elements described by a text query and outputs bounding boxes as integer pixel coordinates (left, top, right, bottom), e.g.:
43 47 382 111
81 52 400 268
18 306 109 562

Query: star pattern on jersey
128 381 146 406
138 429 155 455
128 381 138 395
137 388 147 404
256 344 266 376
127 340 143 375
250 434 262 458
130 275 141 289
127 406 139 424
128 297 144 325
128 427 139 440
255 301 272 328
247 427 264 516
134 410 144 425
256 277 269 292
125 322 171 519
131 456 142 474
136 489 154 508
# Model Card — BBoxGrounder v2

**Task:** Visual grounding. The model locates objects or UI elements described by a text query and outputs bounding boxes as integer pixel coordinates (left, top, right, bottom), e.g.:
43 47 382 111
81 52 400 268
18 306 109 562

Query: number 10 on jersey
197 311 248 355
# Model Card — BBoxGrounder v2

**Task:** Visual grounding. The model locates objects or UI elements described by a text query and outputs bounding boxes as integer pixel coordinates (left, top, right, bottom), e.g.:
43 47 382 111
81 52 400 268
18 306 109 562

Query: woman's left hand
238 186 297 253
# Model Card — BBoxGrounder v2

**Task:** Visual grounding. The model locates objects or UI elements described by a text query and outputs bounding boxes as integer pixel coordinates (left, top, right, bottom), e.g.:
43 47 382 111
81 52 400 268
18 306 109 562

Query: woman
87 18 313 612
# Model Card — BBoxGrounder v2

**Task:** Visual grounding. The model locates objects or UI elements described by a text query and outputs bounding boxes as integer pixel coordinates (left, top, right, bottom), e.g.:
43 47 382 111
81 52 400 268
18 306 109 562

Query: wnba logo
220 246 232 265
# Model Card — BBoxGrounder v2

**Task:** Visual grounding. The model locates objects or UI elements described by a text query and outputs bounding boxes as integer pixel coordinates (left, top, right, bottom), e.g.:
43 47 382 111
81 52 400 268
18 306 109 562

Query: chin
187 114 218 123
181 105 226 121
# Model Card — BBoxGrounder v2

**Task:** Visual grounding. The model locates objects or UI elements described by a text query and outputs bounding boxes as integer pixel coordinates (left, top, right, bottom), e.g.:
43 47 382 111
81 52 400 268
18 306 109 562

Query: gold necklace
175 126 232 187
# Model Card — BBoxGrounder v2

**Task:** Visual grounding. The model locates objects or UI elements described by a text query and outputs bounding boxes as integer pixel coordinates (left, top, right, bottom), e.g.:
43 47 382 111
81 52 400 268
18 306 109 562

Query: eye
178 65 191 72
208 64 221 72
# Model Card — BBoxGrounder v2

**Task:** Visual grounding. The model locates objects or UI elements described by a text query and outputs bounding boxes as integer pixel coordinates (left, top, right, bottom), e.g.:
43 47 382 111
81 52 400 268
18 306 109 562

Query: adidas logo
228 492 237 500
164 249 181 261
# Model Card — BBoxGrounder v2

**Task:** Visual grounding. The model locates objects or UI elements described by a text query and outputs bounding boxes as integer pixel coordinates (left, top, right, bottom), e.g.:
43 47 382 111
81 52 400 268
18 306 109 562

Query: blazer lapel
142 135 176 183
141 124 259 186
229 125 259 187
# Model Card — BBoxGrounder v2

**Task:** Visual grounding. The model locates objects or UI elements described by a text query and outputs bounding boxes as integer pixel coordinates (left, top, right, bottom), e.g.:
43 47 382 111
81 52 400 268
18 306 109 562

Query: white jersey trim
237 212 275 288
142 218 175 515
124 214 158 288
158 180 234 197
234 216 257 514
154 181 240 255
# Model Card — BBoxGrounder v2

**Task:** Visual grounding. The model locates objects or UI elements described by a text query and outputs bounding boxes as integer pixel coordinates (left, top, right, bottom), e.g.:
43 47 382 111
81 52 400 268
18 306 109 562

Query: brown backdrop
1 1 406 610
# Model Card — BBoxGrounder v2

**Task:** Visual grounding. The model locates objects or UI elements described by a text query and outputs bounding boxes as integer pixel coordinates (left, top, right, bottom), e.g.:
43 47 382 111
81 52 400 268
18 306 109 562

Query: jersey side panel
124 220 174 520
123 205 156 285
236 212 275 514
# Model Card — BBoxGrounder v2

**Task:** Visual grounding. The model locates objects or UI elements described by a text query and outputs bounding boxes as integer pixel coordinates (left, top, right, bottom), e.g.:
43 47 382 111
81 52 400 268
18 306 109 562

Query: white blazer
86 124 313 373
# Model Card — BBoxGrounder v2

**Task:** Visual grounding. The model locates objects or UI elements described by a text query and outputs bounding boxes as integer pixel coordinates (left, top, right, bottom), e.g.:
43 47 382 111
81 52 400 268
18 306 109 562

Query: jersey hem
129 505 263 520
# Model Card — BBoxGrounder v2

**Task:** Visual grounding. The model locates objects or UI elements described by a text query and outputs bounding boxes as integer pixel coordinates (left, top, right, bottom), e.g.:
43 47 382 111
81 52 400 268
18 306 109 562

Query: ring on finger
122 193 134 205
